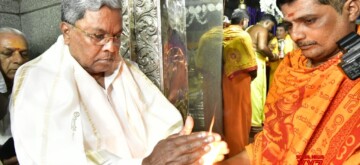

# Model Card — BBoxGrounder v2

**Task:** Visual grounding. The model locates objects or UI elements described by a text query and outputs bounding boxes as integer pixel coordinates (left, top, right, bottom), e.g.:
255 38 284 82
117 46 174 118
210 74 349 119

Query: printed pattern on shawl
246 49 360 165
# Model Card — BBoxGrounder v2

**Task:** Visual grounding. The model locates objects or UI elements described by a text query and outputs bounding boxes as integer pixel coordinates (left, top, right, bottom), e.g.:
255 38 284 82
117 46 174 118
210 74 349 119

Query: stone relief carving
120 0 131 59
132 0 162 88
120 0 162 87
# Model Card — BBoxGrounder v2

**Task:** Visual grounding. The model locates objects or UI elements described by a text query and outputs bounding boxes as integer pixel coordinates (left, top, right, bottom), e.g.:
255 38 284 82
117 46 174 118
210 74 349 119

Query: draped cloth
222 25 256 157
246 49 360 164
10 36 183 165
223 73 252 157
250 52 267 127
223 25 257 78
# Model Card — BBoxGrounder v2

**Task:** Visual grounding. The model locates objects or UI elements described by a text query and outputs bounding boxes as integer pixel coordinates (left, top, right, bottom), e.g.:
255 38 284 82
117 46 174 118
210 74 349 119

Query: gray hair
231 9 249 24
0 27 28 43
61 0 122 25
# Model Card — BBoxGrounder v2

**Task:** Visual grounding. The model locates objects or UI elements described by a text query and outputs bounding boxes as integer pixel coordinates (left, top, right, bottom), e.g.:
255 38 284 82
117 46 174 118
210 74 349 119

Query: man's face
0 33 28 80
64 6 122 75
276 27 287 39
281 0 355 64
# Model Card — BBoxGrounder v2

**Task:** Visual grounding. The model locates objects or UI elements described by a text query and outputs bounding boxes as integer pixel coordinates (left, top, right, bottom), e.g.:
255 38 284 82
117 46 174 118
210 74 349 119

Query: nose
289 24 305 42
12 51 26 64
102 39 119 53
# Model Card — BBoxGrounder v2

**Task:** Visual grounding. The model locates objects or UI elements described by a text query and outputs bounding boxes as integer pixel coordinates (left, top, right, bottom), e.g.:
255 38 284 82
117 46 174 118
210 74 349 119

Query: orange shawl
246 49 360 164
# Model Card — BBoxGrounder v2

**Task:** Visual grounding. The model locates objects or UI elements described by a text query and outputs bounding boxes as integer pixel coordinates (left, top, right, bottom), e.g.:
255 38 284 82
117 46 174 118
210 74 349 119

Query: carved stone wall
122 0 163 88
120 0 132 60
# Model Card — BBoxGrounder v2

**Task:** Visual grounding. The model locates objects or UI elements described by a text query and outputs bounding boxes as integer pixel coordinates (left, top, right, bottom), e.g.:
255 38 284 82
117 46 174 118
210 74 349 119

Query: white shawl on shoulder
10 36 183 165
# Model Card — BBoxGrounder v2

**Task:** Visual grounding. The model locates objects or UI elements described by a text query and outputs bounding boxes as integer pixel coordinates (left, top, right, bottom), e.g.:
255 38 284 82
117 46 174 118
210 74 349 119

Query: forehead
281 0 321 21
77 6 122 30
277 26 285 30
0 33 27 49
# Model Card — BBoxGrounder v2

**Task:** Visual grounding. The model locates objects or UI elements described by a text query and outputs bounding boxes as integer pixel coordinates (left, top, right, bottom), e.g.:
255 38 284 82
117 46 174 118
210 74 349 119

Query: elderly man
219 0 360 164
0 27 29 165
10 0 227 164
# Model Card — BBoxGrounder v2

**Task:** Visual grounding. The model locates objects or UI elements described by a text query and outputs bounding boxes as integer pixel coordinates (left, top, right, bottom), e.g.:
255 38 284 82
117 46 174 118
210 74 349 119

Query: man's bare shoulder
247 24 266 35
252 25 267 32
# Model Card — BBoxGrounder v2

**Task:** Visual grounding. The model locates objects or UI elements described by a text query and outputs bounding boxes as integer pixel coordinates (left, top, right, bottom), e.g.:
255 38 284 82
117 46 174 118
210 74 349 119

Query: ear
265 20 274 28
344 0 360 22
239 20 244 26
60 22 71 45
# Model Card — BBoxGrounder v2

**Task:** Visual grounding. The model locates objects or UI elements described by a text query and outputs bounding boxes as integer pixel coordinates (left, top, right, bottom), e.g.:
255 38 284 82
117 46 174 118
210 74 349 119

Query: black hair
276 0 345 13
277 22 289 31
260 14 277 25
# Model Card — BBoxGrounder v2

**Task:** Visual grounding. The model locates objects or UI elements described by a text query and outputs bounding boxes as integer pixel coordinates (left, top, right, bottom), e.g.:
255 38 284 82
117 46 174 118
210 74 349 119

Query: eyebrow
2 47 28 52
92 28 123 34
284 13 318 23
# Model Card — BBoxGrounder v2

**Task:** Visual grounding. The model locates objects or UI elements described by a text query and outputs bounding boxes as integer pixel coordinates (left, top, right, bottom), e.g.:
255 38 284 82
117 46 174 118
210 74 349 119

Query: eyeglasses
69 23 121 46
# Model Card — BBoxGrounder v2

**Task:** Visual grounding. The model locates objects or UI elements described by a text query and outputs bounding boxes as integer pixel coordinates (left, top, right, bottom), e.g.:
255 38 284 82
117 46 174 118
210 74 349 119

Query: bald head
0 27 27 39
0 27 28 49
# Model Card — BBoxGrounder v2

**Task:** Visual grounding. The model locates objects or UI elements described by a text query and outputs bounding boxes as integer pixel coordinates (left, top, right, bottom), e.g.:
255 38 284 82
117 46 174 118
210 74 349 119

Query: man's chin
301 49 318 58
5 72 16 80
93 66 116 74
6 75 15 80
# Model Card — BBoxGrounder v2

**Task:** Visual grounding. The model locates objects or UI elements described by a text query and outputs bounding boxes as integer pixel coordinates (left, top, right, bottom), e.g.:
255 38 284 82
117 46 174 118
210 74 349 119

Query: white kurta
10 36 183 165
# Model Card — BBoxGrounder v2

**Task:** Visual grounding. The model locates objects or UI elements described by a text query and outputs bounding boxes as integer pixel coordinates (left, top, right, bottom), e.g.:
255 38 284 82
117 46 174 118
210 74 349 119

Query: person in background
222 9 257 158
223 16 231 28
218 0 360 164
0 27 29 165
246 14 278 132
10 0 228 164
268 22 297 87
